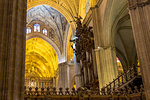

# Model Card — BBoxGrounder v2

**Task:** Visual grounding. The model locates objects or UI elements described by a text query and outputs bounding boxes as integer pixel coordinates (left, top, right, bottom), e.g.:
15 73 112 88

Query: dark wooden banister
101 65 139 94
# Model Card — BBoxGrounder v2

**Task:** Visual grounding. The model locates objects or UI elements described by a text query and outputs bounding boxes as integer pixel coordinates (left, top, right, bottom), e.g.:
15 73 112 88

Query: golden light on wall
116 57 123 75
25 38 58 78
67 27 74 61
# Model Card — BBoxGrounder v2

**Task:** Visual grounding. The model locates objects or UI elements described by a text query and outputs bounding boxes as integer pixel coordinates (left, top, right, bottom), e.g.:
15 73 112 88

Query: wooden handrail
101 65 139 94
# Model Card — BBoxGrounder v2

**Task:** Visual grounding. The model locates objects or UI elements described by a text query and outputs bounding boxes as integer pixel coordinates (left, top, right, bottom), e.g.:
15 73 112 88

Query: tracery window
26 28 31 34
42 29 48 35
34 24 40 32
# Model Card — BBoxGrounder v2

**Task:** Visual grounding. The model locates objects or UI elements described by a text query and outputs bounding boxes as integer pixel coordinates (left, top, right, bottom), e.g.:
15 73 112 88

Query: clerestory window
34 24 40 32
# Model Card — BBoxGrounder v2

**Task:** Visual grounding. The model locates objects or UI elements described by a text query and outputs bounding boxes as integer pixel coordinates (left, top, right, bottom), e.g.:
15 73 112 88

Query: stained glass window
26 28 31 34
34 24 40 32
43 29 48 35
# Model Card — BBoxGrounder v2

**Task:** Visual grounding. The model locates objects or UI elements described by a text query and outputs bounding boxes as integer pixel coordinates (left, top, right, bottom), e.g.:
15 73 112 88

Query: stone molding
59 61 75 66
82 0 103 26
95 0 103 8
94 46 116 52
58 62 68 66
128 0 150 10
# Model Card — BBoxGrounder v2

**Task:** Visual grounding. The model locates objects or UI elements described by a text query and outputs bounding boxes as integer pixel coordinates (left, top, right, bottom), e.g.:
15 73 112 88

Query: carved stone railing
25 78 53 89
24 86 145 100
24 87 77 96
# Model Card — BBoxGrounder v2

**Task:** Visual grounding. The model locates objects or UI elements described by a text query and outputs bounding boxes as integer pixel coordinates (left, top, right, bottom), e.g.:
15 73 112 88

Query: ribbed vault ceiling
27 5 69 51
115 15 137 70
27 0 79 29
25 38 58 78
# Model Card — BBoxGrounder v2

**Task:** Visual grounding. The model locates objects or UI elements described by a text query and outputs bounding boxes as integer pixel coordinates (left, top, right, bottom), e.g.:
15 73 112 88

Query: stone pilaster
0 0 26 100
58 62 68 89
92 6 118 89
128 0 150 99
58 62 75 90
68 62 75 89
91 6 102 48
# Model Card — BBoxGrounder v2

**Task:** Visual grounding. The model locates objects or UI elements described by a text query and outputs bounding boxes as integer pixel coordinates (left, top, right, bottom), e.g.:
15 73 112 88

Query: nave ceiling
27 0 79 30
27 5 69 53
25 38 58 78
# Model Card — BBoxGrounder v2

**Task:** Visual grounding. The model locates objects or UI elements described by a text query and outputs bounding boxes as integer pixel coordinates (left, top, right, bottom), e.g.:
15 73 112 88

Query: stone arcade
0 0 150 100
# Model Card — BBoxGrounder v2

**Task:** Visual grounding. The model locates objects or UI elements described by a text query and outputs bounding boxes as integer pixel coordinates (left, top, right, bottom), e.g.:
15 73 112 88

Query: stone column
92 6 118 89
128 0 150 99
58 62 75 90
58 62 68 89
68 62 75 89
0 0 26 100
94 47 118 88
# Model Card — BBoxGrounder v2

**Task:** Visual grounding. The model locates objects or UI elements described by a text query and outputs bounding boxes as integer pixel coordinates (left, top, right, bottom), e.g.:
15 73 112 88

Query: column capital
58 62 68 66
128 0 150 10
94 46 115 52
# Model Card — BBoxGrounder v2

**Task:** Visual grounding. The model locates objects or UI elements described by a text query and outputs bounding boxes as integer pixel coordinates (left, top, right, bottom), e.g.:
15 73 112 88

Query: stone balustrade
24 86 145 100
